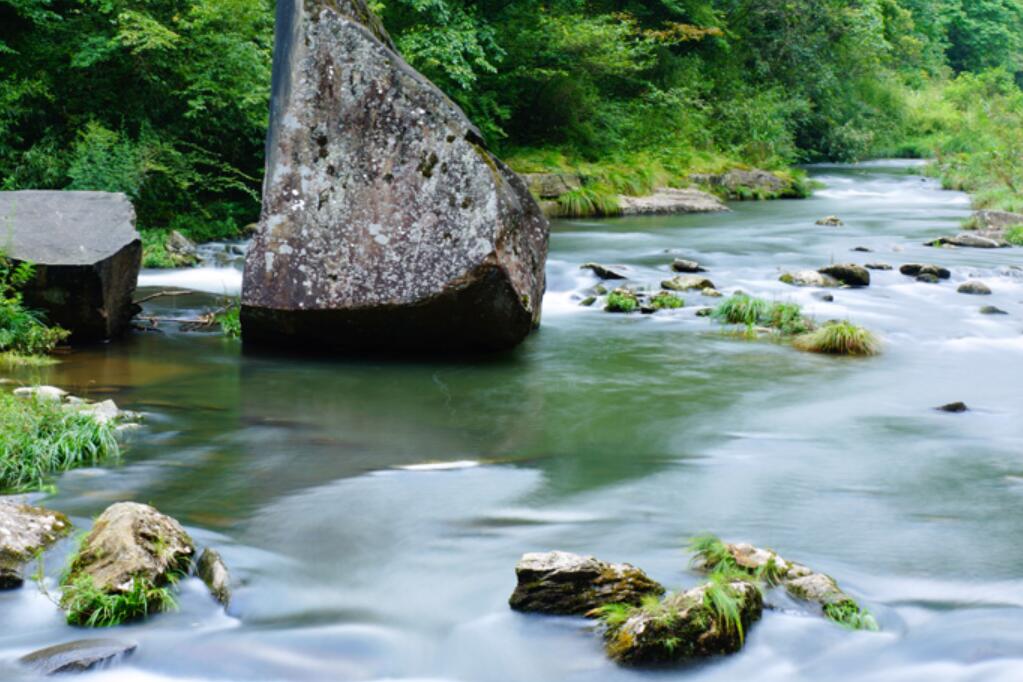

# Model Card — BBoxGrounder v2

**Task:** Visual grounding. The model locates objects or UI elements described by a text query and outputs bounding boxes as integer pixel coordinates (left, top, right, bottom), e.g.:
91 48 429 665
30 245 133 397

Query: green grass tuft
824 600 879 632
702 573 749 644
1006 226 1023 246
0 393 120 493
712 294 769 330
60 573 179 627
215 301 241 338
557 186 621 218
793 321 881 356
650 292 684 310
605 289 639 313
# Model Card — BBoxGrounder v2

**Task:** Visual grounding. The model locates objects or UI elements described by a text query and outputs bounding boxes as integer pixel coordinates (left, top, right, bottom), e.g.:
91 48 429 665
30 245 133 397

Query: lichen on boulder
0 499 71 590
508 551 664 616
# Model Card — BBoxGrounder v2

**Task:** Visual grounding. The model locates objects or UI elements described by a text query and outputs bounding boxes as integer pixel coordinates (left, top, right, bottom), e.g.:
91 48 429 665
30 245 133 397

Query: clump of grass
649 292 684 310
215 300 241 338
793 321 881 356
0 253 69 357
558 185 621 217
712 294 769 329
605 289 639 313
1006 226 1023 246
765 302 814 335
824 600 879 632
60 573 178 627
0 393 120 493
141 230 178 269
702 573 750 644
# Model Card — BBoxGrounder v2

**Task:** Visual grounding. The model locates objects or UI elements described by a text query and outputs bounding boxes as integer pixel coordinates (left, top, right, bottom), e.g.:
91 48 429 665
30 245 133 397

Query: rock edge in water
20 639 137 675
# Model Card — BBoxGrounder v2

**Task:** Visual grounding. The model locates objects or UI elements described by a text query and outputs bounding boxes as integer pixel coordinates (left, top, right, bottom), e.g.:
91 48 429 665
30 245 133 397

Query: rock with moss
523 173 583 199
509 551 664 615
0 499 71 590
662 275 716 292
241 0 549 354
816 215 844 226
671 258 706 273
164 230 200 266
601 581 763 665
818 264 870 287
780 270 841 288
197 548 231 607
60 502 194 626
900 263 950 280
605 289 640 313
957 281 991 295
927 233 1008 249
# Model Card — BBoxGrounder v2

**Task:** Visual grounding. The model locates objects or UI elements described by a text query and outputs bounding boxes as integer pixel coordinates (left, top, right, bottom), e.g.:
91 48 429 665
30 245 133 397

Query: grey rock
671 258 706 273
812 292 835 302
916 273 940 284
780 270 841 288
164 230 199 266
662 275 716 291
0 500 71 589
695 307 713 317
852 246 873 253
618 188 727 216
980 306 1008 315
522 173 582 199
579 296 597 307
0 191 141 342
241 0 548 354
509 551 664 615
865 263 893 271
690 169 790 197
61 503 193 618
20 639 137 675
973 209 1023 232
936 402 968 413
816 215 844 226
197 548 231 606
929 233 1008 248
701 287 723 298
818 264 870 287
13 386 68 402
900 264 950 279
957 281 992 295
580 263 627 280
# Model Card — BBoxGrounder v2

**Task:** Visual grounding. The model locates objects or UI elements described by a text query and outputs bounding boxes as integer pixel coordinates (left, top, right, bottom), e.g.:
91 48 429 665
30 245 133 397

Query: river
2 161 1023 681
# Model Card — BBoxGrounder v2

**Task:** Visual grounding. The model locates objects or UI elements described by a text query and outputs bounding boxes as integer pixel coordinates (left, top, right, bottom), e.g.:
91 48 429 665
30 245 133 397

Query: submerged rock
20 639 137 675
818 264 870 287
241 0 548 354
671 258 706 273
936 402 969 413
780 270 840 288
816 215 844 226
957 281 992 295
618 188 727 216
980 306 1008 315
865 263 893 271
852 246 873 253
662 275 716 291
900 264 950 280
509 551 664 615
602 581 762 666
60 503 194 622
0 191 141 342
579 296 597 307
197 548 231 607
581 263 627 280
0 500 71 590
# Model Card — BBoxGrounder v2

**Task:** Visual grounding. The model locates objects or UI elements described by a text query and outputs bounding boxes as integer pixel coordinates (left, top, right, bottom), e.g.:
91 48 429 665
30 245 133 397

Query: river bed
2 161 1023 681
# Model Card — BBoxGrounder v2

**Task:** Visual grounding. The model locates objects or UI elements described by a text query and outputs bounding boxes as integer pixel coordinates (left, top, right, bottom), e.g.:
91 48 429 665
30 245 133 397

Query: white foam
395 460 480 472
138 267 243 296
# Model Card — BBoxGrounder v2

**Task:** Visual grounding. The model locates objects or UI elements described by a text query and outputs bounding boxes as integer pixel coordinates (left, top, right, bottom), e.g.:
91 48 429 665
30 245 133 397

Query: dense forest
1 0 1022 250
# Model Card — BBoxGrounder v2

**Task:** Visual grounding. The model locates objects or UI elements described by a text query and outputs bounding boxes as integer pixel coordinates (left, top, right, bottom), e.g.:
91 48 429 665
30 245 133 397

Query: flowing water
3 161 1023 681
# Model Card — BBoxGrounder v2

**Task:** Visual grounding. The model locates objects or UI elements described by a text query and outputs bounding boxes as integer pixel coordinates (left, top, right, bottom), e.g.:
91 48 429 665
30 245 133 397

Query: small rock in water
662 275 715 291
671 258 706 273
980 306 1008 315
509 551 664 615
957 281 992 295
20 639 137 675
197 548 231 607
852 246 873 252
812 292 835 302
1 565 23 590
865 263 893 271
701 287 723 298
928 233 1008 249
581 263 627 280
916 273 940 284
937 402 969 413
579 296 597 307
780 271 841 288
901 263 951 279
695 307 714 317
818 264 870 287
816 215 844 226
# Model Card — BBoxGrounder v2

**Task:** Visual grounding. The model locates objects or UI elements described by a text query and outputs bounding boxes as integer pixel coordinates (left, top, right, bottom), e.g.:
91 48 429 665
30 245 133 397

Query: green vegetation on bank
0 252 68 363
2 0 1022 237
0 393 120 493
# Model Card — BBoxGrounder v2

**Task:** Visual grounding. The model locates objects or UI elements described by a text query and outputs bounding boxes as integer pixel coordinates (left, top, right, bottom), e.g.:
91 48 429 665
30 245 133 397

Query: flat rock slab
0 191 141 342
619 188 727 216
241 0 548 354
0 499 71 588
20 639 137 675
509 551 663 615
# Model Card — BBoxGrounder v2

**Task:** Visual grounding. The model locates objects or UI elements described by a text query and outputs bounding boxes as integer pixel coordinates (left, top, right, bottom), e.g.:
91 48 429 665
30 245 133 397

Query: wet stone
20 639 137 675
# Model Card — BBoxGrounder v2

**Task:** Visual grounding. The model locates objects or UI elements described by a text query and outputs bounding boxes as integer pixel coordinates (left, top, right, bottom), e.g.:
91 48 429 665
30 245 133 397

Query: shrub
605 289 639 313
793 321 881 356
0 394 120 493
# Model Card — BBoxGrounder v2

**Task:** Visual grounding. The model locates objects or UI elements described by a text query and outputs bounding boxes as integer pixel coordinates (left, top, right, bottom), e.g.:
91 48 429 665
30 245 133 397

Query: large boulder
241 0 548 353
509 551 664 615
0 191 141 342
0 500 71 589
60 503 194 623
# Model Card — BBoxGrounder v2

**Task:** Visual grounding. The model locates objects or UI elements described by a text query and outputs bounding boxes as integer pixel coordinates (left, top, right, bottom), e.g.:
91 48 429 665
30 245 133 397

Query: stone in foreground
0 191 141 342
20 639 136 675
602 581 762 665
242 0 548 354
0 500 71 590
509 551 664 615
197 548 232 606
60 503 194 621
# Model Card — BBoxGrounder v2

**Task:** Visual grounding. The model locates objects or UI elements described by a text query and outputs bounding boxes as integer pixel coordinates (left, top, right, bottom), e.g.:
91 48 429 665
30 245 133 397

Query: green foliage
765 302 815 335
60 573 178 627
0 252 69 356
702 573 748 644
605 289 639 314
141 231 178 269
650 292 684 310
824 600 880 631
794 322 882 357
712 295 769 330
0 393 120 493
216 301 242 338
1005 226 1023 246
557 186 620 218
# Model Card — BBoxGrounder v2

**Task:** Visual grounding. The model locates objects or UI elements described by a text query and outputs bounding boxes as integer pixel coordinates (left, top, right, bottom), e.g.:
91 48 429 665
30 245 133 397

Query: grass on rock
793 321 881 356
60 573 178 627
605 289 639 313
